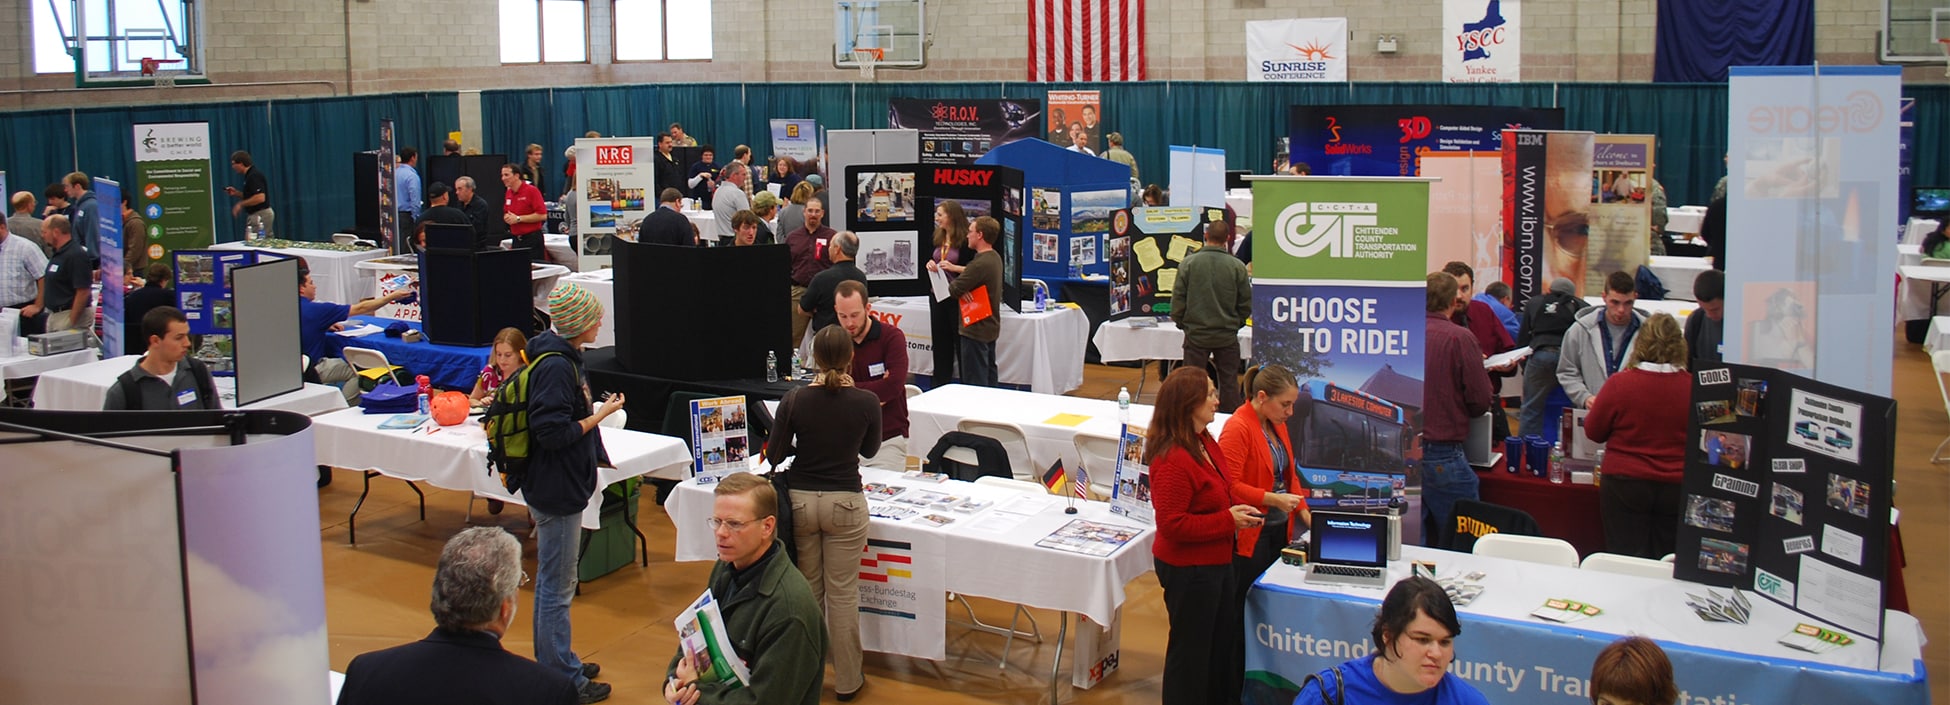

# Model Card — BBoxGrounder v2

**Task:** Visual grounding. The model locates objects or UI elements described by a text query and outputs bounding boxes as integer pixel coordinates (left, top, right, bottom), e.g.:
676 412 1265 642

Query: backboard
834 0 925 68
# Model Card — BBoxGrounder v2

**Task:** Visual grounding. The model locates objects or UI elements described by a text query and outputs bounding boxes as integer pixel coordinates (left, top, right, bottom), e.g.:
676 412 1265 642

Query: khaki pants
244 208 275 239
46 307 98 347
789 489 868 694
788 285 811 351
313 357 360 405
861 435 908 471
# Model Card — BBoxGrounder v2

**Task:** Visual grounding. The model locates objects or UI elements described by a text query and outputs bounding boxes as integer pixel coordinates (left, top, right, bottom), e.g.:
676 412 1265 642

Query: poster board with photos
574 137 659 270
843 163 925 287
975 137 1132 284
689 395 752 480
1109 424 1153 524
173 248 259 374
1674 362 1894 642
1106 206 1221 319
913 164 1024 310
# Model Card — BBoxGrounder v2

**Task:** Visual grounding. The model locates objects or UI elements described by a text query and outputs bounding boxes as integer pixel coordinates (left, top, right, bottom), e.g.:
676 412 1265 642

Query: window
501 0 588 64
614 0 712 62
33 0 201 76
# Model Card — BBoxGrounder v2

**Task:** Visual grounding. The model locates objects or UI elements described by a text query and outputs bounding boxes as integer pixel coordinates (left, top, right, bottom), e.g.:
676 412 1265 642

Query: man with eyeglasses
664 472 826 705
337 527 577 705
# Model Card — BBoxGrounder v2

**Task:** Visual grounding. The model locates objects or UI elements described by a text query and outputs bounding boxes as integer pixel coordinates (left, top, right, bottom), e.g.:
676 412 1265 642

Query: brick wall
0 0 1941 111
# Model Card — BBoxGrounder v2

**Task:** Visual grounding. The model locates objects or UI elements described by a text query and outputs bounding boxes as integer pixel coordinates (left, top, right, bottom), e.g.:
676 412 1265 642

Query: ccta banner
1246 18 1349 82
133 122 216 261
1444 0 1521 82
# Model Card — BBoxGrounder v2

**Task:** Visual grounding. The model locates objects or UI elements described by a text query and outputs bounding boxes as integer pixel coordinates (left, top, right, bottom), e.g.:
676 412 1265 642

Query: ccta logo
1274 201 1379 259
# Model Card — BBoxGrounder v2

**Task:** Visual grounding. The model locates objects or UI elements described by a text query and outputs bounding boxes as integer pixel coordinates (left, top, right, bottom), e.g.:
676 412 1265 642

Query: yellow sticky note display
1168 236 1200 262
1132 238 1165 271
1156 268 1177 293
1043 413 1093 427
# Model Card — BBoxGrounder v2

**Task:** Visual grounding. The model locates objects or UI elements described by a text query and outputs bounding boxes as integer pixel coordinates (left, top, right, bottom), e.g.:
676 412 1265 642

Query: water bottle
1593 449 1606 487
417 391 430 416
1548 446 1567 484
791 348 804 380
765 351 779 383
1034 283 1048 311
1117 387 1131 424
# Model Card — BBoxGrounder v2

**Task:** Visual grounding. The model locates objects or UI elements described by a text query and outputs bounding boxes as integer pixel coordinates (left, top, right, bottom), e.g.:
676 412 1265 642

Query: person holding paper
1583 313 1689 559
1423 271 1493 544
663 472 827 705
337 527 577 705
1446 262 1517 441
1220 363 1312 599
1293 576 1492 705
934 215 1002 387
925 200 976 383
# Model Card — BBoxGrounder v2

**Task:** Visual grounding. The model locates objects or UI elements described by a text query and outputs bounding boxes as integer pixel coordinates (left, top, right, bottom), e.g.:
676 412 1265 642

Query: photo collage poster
575 137 658 268
1675 362 1893 641
1106 206 1218 319
689 395 751 480
844 163 924 283
1045 89 1103 155
1110 424 1154 524
172 249 257 374
911 164 1025 309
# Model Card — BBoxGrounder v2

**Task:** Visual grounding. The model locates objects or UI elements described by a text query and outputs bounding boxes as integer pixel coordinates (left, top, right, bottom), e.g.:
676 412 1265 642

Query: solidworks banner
1246 18 1348 82
1444 0 1521 83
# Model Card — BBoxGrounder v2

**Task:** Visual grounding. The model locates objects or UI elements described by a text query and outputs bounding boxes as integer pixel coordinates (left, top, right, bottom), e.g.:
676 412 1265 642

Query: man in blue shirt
396 147 423 220
300 263 414 404
1476 280 1520 341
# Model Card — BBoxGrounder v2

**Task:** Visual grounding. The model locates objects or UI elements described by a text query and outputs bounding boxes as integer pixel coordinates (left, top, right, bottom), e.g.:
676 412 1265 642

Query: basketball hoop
1939 38 1949 77
851 47 884 80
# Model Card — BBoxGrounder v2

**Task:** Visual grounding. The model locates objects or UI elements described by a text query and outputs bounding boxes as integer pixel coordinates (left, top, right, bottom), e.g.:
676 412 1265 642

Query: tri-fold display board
840 162 1025 311
1105 206 1225 319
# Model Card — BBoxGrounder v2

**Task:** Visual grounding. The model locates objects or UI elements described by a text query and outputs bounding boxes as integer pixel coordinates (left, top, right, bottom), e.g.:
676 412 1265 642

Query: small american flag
1027 0 1146 82
1071 464 1090 499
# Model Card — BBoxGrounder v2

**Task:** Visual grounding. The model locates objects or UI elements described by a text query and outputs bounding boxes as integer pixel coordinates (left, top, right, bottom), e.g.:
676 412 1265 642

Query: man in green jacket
1172 219 1252 411
665 472 827 705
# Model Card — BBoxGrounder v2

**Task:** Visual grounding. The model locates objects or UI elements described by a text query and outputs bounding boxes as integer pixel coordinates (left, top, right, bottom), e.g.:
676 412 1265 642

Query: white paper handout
334 323 385 338
1484 346 1532 369
928 265 952 302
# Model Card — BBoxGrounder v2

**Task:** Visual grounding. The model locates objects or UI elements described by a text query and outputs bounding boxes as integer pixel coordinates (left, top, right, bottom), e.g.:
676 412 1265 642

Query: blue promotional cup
1504 437 1524 474
1526 436 1551 478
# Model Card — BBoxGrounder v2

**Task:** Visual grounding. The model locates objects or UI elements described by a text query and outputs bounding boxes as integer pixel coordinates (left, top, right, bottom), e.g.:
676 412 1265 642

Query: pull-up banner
1288 105 1562 178
888 98 1044 165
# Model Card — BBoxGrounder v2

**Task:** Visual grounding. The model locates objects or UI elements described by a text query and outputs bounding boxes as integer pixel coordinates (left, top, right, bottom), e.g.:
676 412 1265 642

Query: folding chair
953 476 1048 668
1579 552 1674 579
1472 534 1580 568
957 419 1038 481
1072 431 1122 499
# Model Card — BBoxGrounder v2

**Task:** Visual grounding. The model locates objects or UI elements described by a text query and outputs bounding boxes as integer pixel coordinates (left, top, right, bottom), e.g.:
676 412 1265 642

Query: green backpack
484 351 567 492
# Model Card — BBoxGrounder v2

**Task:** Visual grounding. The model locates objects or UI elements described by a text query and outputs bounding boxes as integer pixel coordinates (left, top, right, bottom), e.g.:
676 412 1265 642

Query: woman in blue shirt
1294 576 1491 705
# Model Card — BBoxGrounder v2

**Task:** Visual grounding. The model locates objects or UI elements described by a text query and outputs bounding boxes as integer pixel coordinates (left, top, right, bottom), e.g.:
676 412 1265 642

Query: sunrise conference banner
1246 18 1349 82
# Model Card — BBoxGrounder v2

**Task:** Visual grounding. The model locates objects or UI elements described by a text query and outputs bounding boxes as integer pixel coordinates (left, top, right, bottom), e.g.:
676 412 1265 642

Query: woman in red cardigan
1148 366 1263 705
1220 364 1314 599
1584 312 1690 559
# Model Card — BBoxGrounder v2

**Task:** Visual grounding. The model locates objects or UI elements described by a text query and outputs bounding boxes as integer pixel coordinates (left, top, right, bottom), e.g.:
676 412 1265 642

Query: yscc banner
1246 18 1349 83
1444 0 1521 83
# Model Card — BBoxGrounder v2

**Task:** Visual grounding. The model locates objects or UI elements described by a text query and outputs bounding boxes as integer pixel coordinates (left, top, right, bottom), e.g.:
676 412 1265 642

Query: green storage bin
577 478 640 582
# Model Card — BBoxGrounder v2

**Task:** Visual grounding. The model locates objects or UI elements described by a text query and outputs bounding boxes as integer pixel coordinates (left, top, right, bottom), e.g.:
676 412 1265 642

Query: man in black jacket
637 188 696 247
336 527 577 705
799 230 866 333
525 283 625 703
416 182 474 251
1515 277 1587 438
1684 269 1725 367
455 177 502 251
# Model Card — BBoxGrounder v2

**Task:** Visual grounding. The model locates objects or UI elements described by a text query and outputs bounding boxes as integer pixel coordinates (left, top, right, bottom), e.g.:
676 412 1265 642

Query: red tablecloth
1474 467 1606 557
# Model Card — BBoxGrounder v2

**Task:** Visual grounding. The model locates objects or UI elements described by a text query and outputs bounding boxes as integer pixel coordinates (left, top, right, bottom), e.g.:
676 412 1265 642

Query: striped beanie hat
548 284 603 338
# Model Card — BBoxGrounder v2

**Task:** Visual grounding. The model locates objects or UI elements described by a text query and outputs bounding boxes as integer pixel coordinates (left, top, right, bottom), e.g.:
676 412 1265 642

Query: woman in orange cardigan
1220 364 1313 600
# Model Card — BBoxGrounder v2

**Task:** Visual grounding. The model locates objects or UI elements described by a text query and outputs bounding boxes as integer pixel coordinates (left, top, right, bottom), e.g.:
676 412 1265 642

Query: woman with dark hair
927 200 976 383
1296 576 1491 704
768 156 804 200
1589 636 1679 705
1584 312 1689 559
1149 366 1263 705
766 324 882 701
1220 364 1312 597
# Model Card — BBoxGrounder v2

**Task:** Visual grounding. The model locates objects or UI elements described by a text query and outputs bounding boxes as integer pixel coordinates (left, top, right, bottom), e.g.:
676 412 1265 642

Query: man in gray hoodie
1556 271 1646 410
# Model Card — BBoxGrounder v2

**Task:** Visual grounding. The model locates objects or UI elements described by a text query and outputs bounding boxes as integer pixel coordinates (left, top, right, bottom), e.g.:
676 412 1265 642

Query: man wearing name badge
1684 269 1724 367
27 215 93 340
502 164 549 262
936 216 1003 387
0 215 49 336
1173 220 1252 411
63 172 102 258
8 191 49 258
712 161 751 247
786 198 836 348
688 145 719 208
800 231 866 334
1558 271 1646 410
225 150 274 239
337 527 578 705
300 264 416 404
640 188 698 247
1423 271 1493 543
455 177 499 251
833 280 910 470
104 307 222 411
662 472 826 705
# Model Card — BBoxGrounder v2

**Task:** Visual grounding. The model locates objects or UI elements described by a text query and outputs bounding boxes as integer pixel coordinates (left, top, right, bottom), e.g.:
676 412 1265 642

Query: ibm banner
1246 18 1349 82
1443 0 1521 83
1724 66 1900 395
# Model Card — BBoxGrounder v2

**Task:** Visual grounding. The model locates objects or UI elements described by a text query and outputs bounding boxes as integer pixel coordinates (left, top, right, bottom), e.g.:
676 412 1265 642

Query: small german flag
1041 459 1068 495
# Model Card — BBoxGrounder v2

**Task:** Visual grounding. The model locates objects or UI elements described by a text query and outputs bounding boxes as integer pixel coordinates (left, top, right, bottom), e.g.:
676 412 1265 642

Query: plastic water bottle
766 351 779 383
1593 449 1606 487
791 349 803 380
1548 446 1567 484
1117 387 1131 424
417 391 430 416
1034 283 1048 311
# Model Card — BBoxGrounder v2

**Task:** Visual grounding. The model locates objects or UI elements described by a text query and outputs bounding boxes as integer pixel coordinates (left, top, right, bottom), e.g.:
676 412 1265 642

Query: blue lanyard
1599 316 1639 376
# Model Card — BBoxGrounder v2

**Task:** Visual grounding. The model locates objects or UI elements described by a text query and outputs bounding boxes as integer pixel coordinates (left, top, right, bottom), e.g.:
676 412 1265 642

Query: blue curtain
0 109 80 200
1654 0 1814 83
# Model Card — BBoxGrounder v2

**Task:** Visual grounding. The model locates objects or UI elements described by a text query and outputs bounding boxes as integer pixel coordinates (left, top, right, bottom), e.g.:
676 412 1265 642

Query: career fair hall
5 1 1948 704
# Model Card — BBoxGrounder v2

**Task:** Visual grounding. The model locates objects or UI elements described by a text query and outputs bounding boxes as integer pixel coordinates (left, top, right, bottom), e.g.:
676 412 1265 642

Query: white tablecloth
908 384 1227 489
1584 296 1695 321
211 242 388 305
354 256 572 318
31 355 348 414
874 296 1090 394
1645 255 1709 301
1897 245 1932 321
685 210 720 242
668 467 1153 627
1924 317 1950 353
556 270 616 348
310 407 693 530
0 348 97 382
499 234 579 271
1092 319 1254 363
1665 207 1706 234
1899 264 1950 325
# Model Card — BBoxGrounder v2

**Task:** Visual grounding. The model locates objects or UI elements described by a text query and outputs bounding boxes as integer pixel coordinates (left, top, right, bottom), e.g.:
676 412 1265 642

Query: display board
769 119 819 163
1502 130 1599 304
132 122 216 261
379 119 400 254
1443 0 1522 83
975 138 1132 283
1109 424 1153 524
1288 105 1563 178
1106 206 1219 319
887 98 1044 165
96 178 125 359
914 164 1025 310
843 163 925 290
230 257 303 406
1245 18 1349 82
1675 362 1893 642
690 395 751 480
1251 176 1432 510
826 129 922 237
574 137 658 270
1588 133 1656 290
172 248 259 374
1044 90 1103 154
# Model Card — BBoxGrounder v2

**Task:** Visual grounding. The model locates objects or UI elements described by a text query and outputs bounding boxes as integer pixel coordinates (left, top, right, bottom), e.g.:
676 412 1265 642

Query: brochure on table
1107 206 1221 320
975 138 1132 283
96 178 125 359
1287 105 1562 178
173 248 259 374
1674 362 1893 642
1110 424 1154 524
689 395 751 480
1503 129 1601 304
574 137 658 271
887 98 1044 166
133 122 217 261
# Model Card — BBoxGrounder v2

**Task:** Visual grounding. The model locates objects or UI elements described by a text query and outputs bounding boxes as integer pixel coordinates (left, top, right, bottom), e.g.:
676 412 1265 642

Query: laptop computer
1304 512 1390 589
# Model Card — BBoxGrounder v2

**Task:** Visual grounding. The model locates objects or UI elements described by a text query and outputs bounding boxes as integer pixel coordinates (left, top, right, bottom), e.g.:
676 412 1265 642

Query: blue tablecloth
325 316 491 391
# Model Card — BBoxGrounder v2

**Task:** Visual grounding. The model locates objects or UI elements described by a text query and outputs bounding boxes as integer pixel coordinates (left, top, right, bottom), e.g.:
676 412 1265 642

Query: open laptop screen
1311 512 1387 567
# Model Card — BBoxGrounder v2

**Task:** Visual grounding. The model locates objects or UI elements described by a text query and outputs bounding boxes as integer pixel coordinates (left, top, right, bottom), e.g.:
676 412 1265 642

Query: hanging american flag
1027 0 1146 82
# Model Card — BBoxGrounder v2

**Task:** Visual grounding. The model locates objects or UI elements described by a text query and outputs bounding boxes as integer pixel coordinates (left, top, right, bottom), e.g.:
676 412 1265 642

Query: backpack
1634 264 1668 301
1298 666 1346 705
483 351 566 493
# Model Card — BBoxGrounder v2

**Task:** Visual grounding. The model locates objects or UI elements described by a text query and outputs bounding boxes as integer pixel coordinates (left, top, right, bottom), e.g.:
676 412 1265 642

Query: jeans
1519 349 1561 439
532 509 587 688
958 336 997 387
1155 559 1240 705
790 489 870 694
1420 441 1480 545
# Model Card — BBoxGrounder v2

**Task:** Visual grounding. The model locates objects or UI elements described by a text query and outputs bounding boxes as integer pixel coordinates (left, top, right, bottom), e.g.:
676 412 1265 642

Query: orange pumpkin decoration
431 391 471 426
